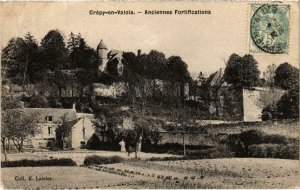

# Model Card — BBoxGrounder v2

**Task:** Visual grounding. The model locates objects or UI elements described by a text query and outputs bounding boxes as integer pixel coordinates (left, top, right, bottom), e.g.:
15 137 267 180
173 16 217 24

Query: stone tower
97 39 108 72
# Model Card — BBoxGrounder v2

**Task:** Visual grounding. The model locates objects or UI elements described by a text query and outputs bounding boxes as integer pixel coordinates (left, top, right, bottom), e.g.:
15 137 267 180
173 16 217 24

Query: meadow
2 158 299 189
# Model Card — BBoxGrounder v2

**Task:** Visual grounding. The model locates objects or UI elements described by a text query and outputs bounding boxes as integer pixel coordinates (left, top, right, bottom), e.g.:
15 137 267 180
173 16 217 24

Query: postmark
249 4 290 54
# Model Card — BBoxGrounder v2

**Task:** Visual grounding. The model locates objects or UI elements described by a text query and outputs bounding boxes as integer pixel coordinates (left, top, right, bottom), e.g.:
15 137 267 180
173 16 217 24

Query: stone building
62 116 96 149
94 39 189 99
24 106 77 148
204 68 285 121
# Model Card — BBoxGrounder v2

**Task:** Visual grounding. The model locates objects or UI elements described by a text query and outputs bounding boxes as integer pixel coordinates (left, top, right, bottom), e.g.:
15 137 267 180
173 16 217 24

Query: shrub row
83 155 123 166
184 146 234 159
1 158 77 168
144 143 213 154
225 129 299 159
227 129 298 146
248 144 299 159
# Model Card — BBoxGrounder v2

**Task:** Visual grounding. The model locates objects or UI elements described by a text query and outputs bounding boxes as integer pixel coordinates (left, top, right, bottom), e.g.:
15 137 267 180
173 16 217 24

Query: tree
23 32 39 84
121 52 142 107
1 33 40 95
9 110 39 152
261 63 299 121
55 114 73 149
124 115 162 155
40 30 67 71
276 88 299 120
258 88 285 110
27 94 49 108
145 50 167 80
274 63 299 90
263 64 277 88
1 96 39 154
224 54 260 88
171 107 194 156
166 56 191 106
1 96 23 160
75 46 99 99
66 32 81 98
40 30 68 100
1 37 27 85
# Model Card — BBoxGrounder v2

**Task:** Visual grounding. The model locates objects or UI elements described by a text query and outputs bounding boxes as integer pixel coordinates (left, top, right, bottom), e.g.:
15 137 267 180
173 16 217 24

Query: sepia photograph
0 1 299 189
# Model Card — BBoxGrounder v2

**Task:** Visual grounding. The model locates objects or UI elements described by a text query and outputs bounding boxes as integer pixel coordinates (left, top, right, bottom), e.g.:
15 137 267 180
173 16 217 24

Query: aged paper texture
1 1 299 189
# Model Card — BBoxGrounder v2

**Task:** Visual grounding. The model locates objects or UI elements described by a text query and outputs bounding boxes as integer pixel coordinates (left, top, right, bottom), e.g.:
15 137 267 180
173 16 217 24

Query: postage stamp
249 4 290 54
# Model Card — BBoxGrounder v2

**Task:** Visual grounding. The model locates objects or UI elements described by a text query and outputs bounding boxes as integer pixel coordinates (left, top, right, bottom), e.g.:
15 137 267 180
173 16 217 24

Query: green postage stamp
249 4 290 54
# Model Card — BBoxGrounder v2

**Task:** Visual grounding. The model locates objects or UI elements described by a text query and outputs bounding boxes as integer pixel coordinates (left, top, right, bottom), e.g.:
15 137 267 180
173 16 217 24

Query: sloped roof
97 39 108 50
206 68 226 87
63 118 81 129
108 50 123 62
23 108 77 123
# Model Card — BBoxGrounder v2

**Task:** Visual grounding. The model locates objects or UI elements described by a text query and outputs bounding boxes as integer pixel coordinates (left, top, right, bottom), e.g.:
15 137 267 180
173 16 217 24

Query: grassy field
125 158 300 188
1 166 145 189
2 158 299 189
1 150 179 165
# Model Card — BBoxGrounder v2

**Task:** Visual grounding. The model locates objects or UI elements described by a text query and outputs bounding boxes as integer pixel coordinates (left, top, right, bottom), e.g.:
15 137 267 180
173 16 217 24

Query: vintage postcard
0 1 299 189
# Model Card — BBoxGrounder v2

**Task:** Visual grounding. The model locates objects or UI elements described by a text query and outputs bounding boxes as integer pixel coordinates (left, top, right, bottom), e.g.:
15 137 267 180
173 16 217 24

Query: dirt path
2 150 179 165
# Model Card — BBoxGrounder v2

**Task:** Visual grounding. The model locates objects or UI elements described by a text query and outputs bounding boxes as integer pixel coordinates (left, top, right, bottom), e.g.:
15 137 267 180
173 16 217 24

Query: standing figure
119 139 126 153
135 136 143 158
127 146 134 157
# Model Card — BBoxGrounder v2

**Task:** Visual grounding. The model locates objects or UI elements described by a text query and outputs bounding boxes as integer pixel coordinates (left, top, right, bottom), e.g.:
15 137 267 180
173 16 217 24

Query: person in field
135 136 142 158
127 146 134 157
119 139 126 153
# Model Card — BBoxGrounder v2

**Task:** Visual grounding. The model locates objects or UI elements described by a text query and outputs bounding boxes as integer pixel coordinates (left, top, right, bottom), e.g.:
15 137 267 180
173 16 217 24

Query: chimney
137 49 141 57
72 103 76 111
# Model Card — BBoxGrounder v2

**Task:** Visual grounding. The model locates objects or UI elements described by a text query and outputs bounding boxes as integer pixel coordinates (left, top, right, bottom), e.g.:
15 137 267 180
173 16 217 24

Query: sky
1 2 299 78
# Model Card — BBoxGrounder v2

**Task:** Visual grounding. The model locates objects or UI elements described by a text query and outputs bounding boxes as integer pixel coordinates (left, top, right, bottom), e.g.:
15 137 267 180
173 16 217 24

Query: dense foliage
83 155 123 166
274 63 299 90
226 129 299 159
262 63 299 120
1 158 77 167
1 96 39 156
224 54 260 88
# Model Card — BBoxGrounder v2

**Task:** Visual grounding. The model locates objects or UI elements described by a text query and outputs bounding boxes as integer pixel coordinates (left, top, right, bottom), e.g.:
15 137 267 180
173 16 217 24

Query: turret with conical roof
97 39 108 50
97 39 108 72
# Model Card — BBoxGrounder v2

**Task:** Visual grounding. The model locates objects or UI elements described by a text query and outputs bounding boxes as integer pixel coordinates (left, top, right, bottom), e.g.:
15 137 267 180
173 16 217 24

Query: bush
226 129 298 157
263 134 290 144
185 146 234 159
1 158 77 168
86 134 120 151
248 144 299 159
83 155 123 166
276 89 299 120
144 143 213 154
146 157 187 162
262 104 277 121
239 129 266 146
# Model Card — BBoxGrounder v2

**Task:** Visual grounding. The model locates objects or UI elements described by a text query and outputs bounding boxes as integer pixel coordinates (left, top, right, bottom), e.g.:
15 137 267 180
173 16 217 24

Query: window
46 115 53 122
48 127 53 135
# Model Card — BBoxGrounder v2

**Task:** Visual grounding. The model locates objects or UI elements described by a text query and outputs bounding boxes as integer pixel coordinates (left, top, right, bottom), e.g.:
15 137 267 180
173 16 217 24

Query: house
24 106 97 149
24 106 77 148
62 116 96 149
23 104 135 150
